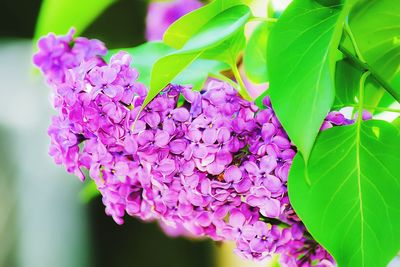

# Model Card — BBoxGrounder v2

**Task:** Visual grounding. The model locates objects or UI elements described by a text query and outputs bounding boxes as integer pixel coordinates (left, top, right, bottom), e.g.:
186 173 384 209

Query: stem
338 44 368 71
231 63 252 101
339 42 400 103
354 73 369 266
344 22 366 63
357 72 371 123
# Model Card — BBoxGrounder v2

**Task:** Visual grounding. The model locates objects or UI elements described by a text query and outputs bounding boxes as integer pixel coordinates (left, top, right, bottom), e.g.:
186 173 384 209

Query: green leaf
180 5 251 53
375 93 397 114
267 0 350 161
34 0 115 40
393 116 400 129
174 59 229 90
163 0 250 49
243 21 270 83
349 0 400 102
334 59 397 113
201 31 246 66
334 59 361 107
149 52 201 96
142 5 251 110
288 120 400 267
339 24 357 58
316 0 343 7
105 42 174 86
105 42 228 90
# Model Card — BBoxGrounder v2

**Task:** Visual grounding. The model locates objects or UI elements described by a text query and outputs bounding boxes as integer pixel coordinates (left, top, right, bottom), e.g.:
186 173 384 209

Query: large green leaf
288 120 400 267
142 5 251 110
163 0 250 49
243 21 270 84
349 0 400 102
267 0 350 161
34 0 115 40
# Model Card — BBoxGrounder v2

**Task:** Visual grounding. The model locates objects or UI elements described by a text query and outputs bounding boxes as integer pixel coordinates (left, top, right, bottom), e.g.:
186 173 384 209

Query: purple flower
321 110 355 130
145 0 203 41
246 187 281 218
222 209 246 239
244 221 274 253
33 28 106 83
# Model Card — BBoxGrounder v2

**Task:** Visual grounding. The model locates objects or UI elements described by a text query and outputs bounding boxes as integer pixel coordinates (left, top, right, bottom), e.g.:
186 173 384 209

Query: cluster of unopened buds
34 30 355 267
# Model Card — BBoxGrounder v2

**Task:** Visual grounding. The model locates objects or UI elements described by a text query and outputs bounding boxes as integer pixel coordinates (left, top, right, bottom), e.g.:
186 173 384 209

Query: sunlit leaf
163 0 250 49
393 117 400 129
243 21 270 83
179 5 251 53
289 120 400 267
267 0 350 160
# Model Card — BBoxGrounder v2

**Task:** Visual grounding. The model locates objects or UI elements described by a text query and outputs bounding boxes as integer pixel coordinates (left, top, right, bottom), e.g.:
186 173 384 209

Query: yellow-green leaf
289 120 400 267
34 0 115 40
267 0 350 161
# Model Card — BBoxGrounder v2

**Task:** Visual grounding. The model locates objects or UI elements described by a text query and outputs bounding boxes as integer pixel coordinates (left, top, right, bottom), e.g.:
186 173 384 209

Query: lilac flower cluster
33 29 107 83
34 31 350 267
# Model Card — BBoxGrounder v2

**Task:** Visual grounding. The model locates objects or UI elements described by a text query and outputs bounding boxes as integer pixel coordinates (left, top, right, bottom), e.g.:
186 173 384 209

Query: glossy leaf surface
244 21 270 83
289 120 400 267
268 0 348 160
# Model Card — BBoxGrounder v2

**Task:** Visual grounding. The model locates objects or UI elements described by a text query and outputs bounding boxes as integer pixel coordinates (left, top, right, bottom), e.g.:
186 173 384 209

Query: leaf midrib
355 118 365 267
